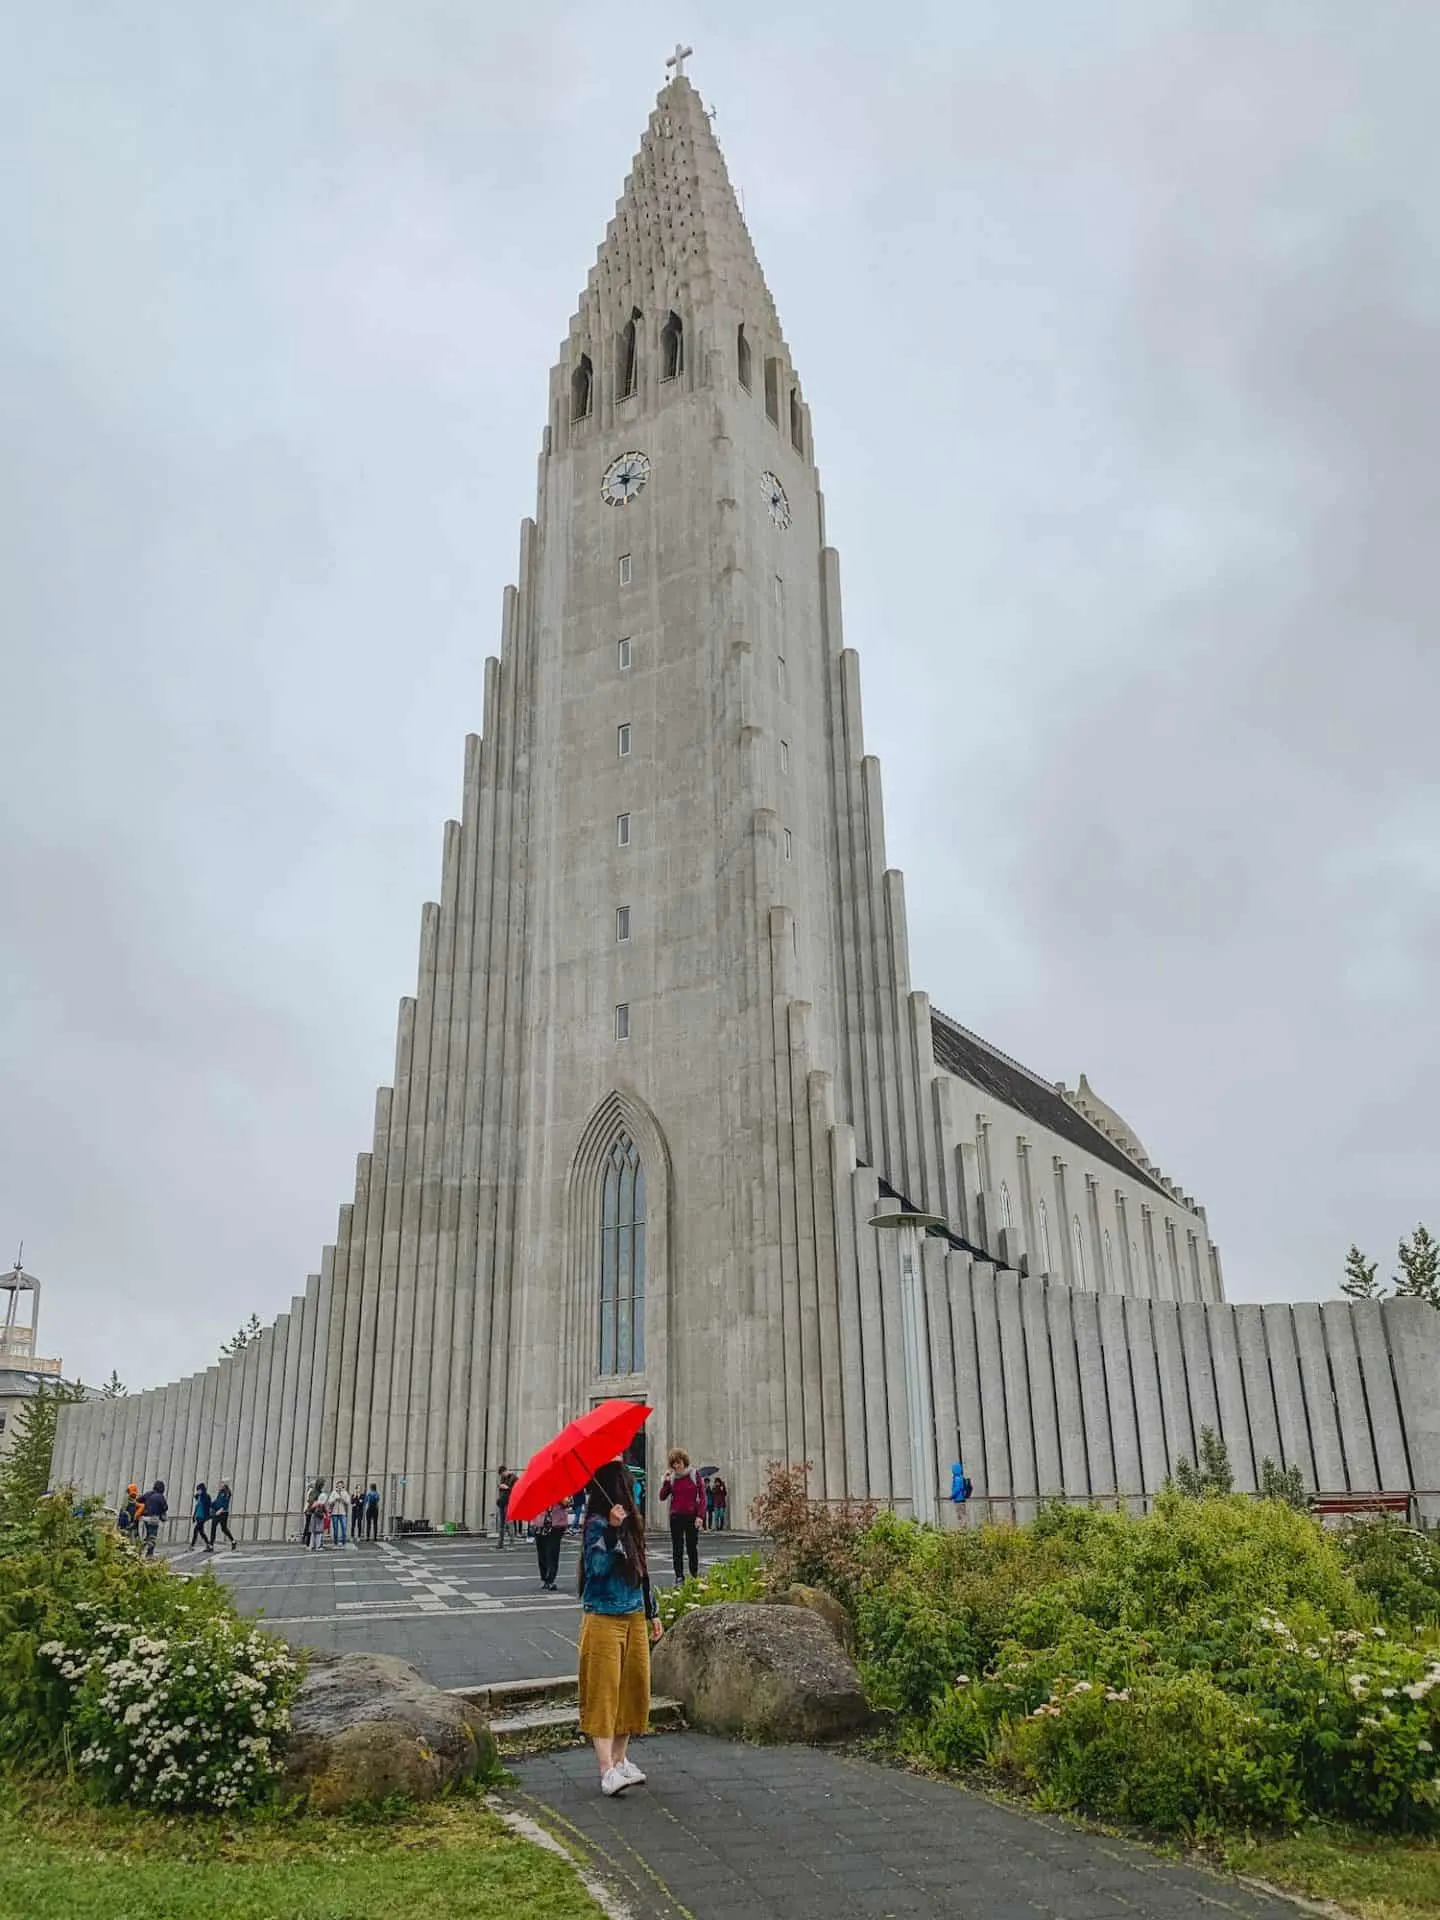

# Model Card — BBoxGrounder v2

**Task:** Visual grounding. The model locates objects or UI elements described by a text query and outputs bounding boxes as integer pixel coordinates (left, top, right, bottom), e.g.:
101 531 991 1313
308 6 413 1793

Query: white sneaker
617 1758 647 1786
600 1766 631 1797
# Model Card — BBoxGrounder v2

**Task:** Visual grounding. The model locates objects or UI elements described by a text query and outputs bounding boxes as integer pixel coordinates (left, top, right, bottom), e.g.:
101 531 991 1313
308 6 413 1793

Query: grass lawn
0 1777 605 1920
1219 1827 1440 1920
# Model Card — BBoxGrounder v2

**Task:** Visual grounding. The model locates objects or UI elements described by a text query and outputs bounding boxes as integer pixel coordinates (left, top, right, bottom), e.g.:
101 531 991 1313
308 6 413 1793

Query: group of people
301 1479 381 1548
116 1479 235 1557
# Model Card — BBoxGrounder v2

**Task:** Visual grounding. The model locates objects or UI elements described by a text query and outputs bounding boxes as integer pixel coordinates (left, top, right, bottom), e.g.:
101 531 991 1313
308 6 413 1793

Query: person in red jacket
659 1448 705 1583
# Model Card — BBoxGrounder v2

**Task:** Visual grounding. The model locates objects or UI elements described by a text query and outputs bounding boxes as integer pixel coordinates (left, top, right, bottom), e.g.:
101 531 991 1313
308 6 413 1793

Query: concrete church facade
54 73 1440 1537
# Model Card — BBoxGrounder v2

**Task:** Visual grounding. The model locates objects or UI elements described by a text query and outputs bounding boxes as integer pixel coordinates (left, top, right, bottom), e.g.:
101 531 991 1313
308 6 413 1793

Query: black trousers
670 1514 699 1582
364 1507 379 1540
190 1520 210 1549
210 1511 234 1546
536 1526 563 1587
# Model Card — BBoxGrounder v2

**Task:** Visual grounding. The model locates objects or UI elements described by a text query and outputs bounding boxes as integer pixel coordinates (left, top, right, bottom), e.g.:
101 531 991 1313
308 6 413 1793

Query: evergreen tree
100 1369 127 1398
1258 1456 1308 1510
0 1376 86 1525
1171 1425 1234 1498
1341 1245 1382 1300
1393 1224 1440 1309
219 1313 264 1361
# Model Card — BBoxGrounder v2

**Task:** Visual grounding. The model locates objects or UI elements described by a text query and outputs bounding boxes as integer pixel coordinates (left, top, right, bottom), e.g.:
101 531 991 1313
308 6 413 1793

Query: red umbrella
505 1399 652 1524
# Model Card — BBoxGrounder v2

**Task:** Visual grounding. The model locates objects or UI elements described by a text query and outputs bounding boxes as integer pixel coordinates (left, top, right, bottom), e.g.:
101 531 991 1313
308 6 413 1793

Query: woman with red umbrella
506 1400 661 1797
575 1459 660 1796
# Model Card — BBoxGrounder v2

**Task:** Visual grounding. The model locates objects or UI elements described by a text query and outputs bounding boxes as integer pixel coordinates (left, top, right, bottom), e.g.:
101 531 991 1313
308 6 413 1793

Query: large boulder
766 1582 858 1656
282 1651 498 1811
652 1601 870 1742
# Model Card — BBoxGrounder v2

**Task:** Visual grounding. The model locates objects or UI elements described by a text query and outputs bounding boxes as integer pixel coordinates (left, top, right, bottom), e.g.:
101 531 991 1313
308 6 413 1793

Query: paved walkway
178 1531 751 1689
512 1736 1303 1920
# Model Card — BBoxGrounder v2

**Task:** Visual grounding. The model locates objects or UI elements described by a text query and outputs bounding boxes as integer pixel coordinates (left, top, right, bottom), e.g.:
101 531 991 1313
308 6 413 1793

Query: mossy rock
652 1601 869 1742
282 1651 498 1811
767 1582 858 1656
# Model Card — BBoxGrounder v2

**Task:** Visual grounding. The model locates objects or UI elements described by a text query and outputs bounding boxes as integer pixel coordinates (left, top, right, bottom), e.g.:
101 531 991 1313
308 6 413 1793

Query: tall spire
562 72 789 375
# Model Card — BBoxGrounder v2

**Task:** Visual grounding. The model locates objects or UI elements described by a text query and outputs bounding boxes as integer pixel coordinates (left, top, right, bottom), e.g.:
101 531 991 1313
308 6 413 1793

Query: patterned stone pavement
172 1528 748 1688
511 1737 1306 1920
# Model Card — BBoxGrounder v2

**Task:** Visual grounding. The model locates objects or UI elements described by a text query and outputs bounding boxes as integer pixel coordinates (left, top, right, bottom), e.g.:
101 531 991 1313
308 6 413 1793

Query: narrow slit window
783 828 793 861
614 1003 630 1041
764 355 780 423
661 309 683 380
777 653 787 688
1071 1215 1088 1287
617 309 640 400
789 386 804 453
619 553 632 586
617 722 632 758
570 352 593 422
737 322 752 390
616 812 631 846
779 739 789 773
616 905 631 942
617 636 632 670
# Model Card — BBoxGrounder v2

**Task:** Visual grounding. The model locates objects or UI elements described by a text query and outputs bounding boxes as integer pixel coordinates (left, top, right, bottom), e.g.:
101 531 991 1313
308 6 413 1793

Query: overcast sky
3 2 1437 1391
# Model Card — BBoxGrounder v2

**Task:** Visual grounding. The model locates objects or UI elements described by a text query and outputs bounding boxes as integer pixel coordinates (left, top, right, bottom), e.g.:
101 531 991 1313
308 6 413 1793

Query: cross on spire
666 42 693 80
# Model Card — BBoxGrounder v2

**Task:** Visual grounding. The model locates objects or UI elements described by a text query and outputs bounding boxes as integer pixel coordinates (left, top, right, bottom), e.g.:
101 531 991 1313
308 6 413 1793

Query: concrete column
350 1097 393 1492
851 1170 891 1498
807 1072 847 1498
1178 1302 1220 1443
1264 1307 1317 1488
968 1261 1011 1517
373 999 417 1506
258 1316 291 1539
1234 1305 1283 1476
1321 1301 1379 1491
1385 1298 1440 1523
1121 1297 1169 1498
1071 1289 1116 1499
1048 1283 1091 1495
946 1254 988 1514
922 1237 959 1520
1292 1302 1346 1491
304 1257 333 1497
1023 1281 1064 1497
390 906 440 1519
1151 1302 1195 1475
231 1338 263 1538
831 1129 869 1496
271 1304 303 1536
1208 1306 1258 1491
1351 1299 1410 1489
995 1270 1037 1521
216 1350 244 1496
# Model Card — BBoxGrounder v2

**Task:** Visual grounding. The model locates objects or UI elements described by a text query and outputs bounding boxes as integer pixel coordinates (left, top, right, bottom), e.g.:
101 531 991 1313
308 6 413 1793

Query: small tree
1393 1223 1440 1309
1341 1245 1383 1300
219 1313 263 1361
100 1369 127 1398
1171 1425 1234 1498
0 1376 86 1526
1258 1456 1308 1511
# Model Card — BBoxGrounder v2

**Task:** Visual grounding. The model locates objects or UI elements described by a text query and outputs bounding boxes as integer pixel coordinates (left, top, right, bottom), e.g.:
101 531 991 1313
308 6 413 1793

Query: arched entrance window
599 1134 646 1374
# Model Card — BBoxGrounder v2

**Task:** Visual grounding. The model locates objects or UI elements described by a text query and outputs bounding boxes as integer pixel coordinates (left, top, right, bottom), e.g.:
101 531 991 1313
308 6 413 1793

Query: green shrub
751 1462 875 1607
1 1496 299 1811
1338 1518 1440 1628
656 1551 767 1630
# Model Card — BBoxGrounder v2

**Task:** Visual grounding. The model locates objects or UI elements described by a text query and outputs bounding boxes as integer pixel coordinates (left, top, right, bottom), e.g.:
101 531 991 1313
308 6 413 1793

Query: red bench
1309 1491 1413 1527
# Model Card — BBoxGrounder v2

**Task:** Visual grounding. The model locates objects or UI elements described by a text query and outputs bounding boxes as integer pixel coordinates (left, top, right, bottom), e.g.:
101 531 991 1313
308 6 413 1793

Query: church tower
57 64 1440 1539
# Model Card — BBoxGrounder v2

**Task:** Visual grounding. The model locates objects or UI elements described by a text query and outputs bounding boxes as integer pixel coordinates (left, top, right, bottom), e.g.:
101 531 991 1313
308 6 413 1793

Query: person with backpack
190 1483 213 1552
116 1483 141 1541
138 1481 168 1558
950 1461 974 1522
658 1447 705 1583
209 1480 236 1550
495 1467 516 1549
535 1500 569 1591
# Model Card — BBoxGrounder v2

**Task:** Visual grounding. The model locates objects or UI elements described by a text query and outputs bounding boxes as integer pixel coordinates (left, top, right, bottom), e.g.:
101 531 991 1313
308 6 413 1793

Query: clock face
601 450 651 505
761 470 791 529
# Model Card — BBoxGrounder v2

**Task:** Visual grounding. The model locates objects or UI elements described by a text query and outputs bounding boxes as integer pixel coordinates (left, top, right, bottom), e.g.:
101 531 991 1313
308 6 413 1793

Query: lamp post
868 1209 946 1525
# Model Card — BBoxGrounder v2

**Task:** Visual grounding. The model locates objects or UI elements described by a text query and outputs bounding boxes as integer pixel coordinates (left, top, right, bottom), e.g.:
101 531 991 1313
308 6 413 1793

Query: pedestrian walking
659 1448 704 1582
711 1472 728 1530
535 1500 568 1590
190 1483 213 1551
703 1474 716 1530
329 1480 350 1547
495 1467 516 1548
138 1480 168 1558
363 1482 380 1541
209 1480 236 1550
117 1483 141 1541
577 1461 660 1797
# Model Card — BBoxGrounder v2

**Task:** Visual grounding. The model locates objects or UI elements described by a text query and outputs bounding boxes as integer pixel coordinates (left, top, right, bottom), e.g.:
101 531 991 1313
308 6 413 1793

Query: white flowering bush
655 1551 766 1630
39 1606 299 1810
1 1496 299 1811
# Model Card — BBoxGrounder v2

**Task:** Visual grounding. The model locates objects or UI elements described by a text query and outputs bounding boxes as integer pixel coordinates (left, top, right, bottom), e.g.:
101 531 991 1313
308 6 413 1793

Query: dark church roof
930 1009 1175 1201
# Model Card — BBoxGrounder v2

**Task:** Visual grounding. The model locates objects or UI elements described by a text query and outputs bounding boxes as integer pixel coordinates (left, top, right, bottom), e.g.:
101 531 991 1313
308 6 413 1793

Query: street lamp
868 1209 946 1525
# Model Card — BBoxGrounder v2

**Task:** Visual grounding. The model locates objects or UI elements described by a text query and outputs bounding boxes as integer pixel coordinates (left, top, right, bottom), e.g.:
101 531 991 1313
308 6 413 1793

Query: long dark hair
577 1460 646 1594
